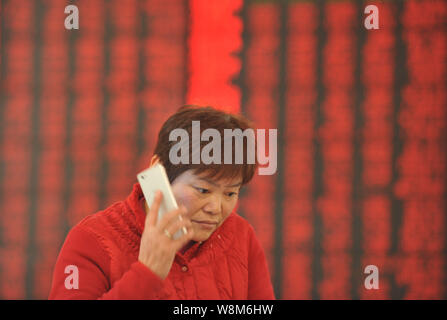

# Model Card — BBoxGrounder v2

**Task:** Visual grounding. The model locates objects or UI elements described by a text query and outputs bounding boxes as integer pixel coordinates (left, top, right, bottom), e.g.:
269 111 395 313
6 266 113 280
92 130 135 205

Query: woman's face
171 170 242 242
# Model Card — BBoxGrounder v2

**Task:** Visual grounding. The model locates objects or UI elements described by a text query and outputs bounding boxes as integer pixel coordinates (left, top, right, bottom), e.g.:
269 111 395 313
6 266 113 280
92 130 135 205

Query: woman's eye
196 187 209 194
227 192 238 197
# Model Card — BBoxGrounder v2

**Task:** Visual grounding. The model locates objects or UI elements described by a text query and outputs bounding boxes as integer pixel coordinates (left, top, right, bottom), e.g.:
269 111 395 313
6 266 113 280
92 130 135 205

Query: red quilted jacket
49 183 275 299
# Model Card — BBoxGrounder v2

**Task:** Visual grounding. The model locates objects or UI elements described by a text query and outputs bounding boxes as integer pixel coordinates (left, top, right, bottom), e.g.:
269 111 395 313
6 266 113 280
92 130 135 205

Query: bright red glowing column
282 1 317 299
187 0 242 112
395 0 446 299
317 2 356 299
68 0 104 226
105 0 139 204
360 2 394 300
239 2 279 283
33 0 68 298
139 0 188 171
0 0 34 299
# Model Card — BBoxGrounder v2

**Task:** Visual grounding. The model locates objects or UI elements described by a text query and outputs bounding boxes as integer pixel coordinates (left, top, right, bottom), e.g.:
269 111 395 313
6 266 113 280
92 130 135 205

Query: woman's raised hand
138 191 194 280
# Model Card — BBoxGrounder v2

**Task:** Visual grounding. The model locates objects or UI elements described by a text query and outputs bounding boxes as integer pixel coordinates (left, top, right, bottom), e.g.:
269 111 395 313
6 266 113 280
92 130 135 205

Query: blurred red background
0 0 446 299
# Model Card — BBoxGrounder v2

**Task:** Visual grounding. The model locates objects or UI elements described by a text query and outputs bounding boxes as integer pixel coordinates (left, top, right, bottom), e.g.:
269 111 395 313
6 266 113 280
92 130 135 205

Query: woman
49 105 275 299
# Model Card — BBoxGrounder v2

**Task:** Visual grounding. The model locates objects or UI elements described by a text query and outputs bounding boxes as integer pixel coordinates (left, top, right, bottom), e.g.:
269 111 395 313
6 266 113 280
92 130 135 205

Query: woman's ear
149 155 160 167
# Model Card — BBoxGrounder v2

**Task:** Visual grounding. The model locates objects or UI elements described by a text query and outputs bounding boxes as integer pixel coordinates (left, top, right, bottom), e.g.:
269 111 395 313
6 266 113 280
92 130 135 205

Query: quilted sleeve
48 225 165 300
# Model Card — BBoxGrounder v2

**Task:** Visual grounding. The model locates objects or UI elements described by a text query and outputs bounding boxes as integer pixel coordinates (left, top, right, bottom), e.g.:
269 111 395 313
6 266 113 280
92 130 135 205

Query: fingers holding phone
139 190 194 280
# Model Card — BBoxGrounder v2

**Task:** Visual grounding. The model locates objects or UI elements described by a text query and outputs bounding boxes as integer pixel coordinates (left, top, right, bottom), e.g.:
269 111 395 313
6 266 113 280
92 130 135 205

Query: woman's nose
203 194 222 215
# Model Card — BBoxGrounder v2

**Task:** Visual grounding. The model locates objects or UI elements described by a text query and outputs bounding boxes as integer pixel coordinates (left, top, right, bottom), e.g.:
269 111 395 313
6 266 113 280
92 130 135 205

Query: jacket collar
125 183 147 236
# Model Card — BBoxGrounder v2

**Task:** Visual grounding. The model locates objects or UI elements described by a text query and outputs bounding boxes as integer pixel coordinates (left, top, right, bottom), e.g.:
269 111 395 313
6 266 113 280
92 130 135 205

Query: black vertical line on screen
233 0 248 218
312 0 325 300
351 0 366 300
443 8 447 302
26 0 44 299
0 2 8 287
99 1 112 210
63 0 77 237
445 28 447 303
0 0 7 253
272 0 287 300
135 2 148 168
444 34 447 300
389 0 406 300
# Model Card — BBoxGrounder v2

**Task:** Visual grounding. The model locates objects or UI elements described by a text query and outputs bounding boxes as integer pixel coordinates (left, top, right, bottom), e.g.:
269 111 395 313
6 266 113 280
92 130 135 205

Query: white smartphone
137 163 186 240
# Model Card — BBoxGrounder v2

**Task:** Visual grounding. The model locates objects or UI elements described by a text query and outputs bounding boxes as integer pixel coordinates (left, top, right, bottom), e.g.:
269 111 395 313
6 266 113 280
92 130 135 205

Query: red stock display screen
0 0 446 299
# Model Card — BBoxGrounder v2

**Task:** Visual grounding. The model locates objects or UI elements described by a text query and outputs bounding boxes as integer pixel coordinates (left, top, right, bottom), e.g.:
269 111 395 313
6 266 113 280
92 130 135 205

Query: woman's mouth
192 220 218 230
